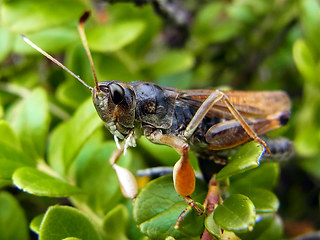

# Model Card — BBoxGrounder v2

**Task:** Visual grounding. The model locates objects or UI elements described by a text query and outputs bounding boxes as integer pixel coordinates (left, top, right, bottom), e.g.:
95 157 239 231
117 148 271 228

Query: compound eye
99 85 109 93
109 83 125 105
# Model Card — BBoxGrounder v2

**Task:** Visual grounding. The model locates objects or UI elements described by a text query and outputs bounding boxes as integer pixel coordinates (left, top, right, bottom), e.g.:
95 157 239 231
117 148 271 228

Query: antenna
78 11 100 92
21 34 93 91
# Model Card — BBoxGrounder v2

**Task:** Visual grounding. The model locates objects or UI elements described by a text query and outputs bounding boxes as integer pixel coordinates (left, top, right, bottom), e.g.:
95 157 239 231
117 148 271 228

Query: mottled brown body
93 81 291 154
22 12 292 223
92 80 291 187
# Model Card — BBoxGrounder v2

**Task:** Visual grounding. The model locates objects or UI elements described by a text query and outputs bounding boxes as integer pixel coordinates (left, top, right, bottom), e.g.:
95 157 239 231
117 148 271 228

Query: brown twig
201 175 221 240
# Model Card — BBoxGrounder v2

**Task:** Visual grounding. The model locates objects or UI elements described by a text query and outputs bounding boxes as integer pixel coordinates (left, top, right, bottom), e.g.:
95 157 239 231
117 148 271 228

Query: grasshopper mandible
22 11 291 219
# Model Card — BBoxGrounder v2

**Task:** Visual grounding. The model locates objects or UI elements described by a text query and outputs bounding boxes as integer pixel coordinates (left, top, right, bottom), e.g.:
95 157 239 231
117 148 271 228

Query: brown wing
177 89 291 119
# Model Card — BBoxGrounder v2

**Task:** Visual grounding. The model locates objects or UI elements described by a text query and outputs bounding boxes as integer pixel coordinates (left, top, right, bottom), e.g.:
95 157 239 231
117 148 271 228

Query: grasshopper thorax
93 81 136 139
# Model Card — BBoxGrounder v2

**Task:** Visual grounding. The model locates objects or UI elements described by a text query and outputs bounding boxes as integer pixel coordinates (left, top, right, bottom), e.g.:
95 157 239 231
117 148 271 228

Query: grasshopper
22 11 291 221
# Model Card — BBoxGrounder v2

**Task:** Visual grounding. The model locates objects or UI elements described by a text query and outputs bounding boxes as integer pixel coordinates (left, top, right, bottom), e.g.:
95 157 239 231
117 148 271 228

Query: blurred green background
1 0 320 239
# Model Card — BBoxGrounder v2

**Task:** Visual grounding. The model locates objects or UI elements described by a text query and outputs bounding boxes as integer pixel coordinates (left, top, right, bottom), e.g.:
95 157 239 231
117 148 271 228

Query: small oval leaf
216 142 265 181
40 205 100 240
178 204 205 237
205 212 221 239
0 120 20 148
0 192 29 240
9 88 50 159
237 188 279 213
238 214 283 240
13 167 82 197
48 99 102 174
148 51 194 78
133 176 207 239
292 39 318 85
15 26 78 54
2 0 86 33
30 214 44 234
87 21 145 52
0 26 14 62
230 162 279 190
0 142 35 180
214 194 256 232
73 140 134 214
102 204 129 239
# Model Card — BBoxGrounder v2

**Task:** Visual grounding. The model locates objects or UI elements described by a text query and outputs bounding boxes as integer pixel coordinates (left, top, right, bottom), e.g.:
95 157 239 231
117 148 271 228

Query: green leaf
14 25 79 54
63 100 102 168
177 204 205 237
30 214 45 234
206 21 243 43
0 120 20 148
0 180 11 188
12 167 82 197
87 21 145 52
114 4 161 57
0 191 30 240
228 5 256 24
39 205 100 240
133 175 207 239
73 141 132 214
165 237 176 240
216 142 265 181
193 2 225 40
55 45 96 108
48 98 102 174
0 157 29 180
65 44 95 83
56 80 91 109
193 2 243 43
0 142 34 180
148 51 195 78
62 238 82 240
0 97 3 119
292 39 318 86
95 53 141 82
230 162 280 190
157 71 193 90
233 188 279 213
48 123 69 174
214 194 256 232
9 88 50 159
204 212 221 239
238 214 283 240
103 204 129 240
299 0 320 56
2 0 86 33
294 85 320 157
0 26 14 62
298 156 320 179
64 46 95 94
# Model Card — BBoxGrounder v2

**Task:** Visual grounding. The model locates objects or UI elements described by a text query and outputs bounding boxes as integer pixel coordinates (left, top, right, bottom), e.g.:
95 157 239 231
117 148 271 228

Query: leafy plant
1 0 320 239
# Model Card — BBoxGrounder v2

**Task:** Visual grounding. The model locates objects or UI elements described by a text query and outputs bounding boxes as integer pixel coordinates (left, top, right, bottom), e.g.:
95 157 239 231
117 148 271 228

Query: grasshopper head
93 81 136 139
22 12 137 140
